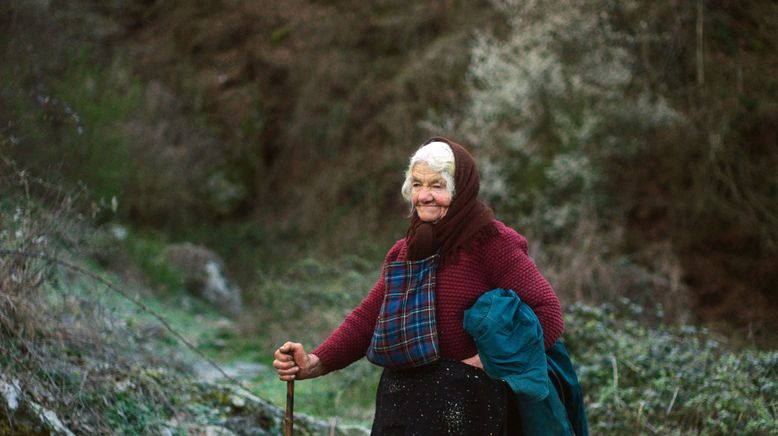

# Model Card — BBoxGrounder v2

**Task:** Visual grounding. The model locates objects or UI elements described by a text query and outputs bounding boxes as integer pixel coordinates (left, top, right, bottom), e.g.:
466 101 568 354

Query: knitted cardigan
313 220 564 372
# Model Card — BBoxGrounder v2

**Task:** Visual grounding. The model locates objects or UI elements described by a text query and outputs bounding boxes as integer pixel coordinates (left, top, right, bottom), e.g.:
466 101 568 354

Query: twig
666 386 679 416
0 249 251 391
609 354 619 400
643 421 659 434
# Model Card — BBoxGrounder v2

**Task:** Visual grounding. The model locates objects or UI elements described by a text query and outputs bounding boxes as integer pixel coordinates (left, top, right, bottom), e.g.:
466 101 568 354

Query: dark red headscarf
405 137 497 263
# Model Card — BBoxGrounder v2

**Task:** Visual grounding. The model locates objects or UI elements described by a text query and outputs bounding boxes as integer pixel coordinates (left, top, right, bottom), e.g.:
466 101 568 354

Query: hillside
3 0 777 343
1 0 778 433
1 170 776 434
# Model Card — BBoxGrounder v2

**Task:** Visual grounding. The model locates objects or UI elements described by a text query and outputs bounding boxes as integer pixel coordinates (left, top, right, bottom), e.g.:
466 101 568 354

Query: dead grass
0 158 178 433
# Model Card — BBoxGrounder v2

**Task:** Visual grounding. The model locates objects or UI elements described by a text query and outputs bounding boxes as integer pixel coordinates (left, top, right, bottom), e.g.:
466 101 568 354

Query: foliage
0 161 370 434
429 0 778 339
0 6 140 204
0 162 175 434
457 1 678 221
0 1 250 232
1 0 506 248
428 0 683 311
565 301 778 435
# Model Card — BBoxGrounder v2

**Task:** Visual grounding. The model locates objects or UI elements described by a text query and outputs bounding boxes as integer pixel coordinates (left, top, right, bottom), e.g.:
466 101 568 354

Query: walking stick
284 380 294 436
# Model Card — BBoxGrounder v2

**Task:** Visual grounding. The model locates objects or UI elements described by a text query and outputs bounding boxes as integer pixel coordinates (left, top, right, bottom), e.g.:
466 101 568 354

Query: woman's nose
418 189 434 202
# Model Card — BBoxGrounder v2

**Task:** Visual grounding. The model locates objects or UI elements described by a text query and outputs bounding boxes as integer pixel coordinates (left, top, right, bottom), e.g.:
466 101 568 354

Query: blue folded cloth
465 288 589 436
463 288 549 402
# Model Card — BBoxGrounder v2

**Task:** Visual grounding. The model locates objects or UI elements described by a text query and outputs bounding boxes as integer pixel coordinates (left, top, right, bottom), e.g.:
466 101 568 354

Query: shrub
565 302 778 435
426 0 686 314
433 0 778 341
0 160 184 434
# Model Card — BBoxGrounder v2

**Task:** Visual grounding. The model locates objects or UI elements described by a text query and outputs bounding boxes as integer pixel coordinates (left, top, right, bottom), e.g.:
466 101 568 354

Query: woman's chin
417 211 442 223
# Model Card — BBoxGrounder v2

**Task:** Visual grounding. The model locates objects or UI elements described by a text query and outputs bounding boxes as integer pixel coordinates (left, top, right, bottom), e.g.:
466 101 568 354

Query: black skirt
371 359 517 436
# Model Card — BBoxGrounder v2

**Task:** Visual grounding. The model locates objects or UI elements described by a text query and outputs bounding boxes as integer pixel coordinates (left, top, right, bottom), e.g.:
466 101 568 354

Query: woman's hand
461 353 483 370
273 341 325 381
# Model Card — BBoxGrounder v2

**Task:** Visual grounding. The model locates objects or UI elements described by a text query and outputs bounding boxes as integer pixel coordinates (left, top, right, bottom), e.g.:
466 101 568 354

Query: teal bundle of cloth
464 288 589 436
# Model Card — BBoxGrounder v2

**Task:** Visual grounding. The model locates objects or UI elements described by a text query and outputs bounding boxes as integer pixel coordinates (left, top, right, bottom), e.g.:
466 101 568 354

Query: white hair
401 141 456 205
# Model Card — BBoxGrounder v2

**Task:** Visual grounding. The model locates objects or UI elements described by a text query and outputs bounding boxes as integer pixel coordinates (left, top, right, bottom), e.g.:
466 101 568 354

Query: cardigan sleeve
312 239 405 372
483 223 564 350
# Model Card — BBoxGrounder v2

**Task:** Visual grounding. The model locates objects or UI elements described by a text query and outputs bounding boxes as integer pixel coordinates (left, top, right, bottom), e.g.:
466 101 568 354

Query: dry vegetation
0 158 190 433
0 160 368 434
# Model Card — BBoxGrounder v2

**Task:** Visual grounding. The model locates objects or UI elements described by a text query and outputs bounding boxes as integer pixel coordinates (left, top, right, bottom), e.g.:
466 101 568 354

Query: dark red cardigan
313 220 564 372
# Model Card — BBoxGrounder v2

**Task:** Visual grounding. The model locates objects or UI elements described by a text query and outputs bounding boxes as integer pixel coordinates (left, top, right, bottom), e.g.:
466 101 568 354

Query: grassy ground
219 254 386 426
37 251 382 429
107 229 386 427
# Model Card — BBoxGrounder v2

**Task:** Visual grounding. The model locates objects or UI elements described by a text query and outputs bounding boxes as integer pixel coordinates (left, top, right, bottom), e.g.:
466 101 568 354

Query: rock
110 224 128 241
205 425 238 436
163 242 242 316
0 375 76 436
230 393 246 409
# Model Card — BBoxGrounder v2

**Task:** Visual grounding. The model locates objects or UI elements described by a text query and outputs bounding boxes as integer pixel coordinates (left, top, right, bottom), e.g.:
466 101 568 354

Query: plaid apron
366 253 440 369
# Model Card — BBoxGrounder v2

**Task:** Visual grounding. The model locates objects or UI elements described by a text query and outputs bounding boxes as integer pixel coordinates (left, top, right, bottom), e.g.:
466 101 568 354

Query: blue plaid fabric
366 254 440 369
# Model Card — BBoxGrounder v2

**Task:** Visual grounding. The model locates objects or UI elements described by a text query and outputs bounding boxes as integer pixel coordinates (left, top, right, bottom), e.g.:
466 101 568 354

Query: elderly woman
273 137 565 434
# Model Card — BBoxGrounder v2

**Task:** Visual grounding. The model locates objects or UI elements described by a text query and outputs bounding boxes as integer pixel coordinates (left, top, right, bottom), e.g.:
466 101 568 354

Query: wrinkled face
411 162 453 223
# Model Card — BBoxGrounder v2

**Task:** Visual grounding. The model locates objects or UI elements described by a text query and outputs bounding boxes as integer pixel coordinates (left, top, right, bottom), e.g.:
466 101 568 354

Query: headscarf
405 137 497 263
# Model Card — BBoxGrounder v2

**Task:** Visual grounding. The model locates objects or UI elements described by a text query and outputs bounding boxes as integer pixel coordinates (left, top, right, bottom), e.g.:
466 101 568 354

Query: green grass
249 358 380 427
60 239 384 427
105 391 168 435
200 253 386 426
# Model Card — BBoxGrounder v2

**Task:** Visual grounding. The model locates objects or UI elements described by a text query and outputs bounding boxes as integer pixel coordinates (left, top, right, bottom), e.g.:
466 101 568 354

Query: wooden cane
284 380 294 436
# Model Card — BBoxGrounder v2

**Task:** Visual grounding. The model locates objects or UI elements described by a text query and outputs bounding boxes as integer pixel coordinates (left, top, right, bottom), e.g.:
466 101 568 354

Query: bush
429 0 778 339
565 302 778 435
425 0 687 317
0 160 181 434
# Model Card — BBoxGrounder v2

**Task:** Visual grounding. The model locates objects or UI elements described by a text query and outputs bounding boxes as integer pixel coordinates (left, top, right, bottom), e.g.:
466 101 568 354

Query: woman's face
411 162 452 223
